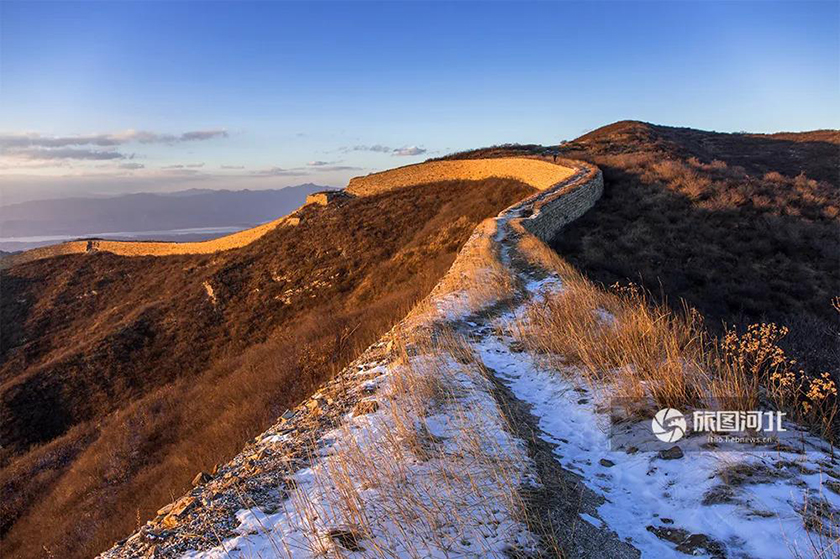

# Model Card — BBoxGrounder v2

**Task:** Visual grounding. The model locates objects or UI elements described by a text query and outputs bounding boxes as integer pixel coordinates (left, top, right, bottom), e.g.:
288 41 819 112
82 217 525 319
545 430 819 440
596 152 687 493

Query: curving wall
1 157 600 270
0 214 299 269
347 157 576 196
514 162 603 242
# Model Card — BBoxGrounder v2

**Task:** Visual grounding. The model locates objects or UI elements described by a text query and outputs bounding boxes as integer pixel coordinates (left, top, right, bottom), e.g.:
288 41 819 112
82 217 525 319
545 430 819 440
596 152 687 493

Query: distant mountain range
0 184 331 251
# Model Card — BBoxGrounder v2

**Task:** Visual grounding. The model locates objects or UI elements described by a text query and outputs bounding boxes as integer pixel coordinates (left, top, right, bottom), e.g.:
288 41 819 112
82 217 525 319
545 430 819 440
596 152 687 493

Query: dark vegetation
445 121 840 375
554 122 839 375
0 177 534 558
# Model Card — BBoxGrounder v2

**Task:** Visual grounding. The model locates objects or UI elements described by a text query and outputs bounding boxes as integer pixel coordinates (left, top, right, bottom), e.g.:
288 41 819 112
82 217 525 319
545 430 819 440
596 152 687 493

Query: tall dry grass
254 323 540 558
513 237 839 440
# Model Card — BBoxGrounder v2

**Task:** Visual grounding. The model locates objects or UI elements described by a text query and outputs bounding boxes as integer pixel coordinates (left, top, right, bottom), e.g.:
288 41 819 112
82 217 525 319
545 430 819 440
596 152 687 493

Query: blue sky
0 1 837 202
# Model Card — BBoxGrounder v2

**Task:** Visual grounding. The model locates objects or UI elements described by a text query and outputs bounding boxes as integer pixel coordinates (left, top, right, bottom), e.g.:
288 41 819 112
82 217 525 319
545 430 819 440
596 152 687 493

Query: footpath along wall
347 156 603 242
99 155 605 558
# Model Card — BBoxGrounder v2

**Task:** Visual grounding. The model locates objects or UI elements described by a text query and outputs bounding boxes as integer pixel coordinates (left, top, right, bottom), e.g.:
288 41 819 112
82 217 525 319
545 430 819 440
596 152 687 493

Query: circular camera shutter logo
652 408 687 442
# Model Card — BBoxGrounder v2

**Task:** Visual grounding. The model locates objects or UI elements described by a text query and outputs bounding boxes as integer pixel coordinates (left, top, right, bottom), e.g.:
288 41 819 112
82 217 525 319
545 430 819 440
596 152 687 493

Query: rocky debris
191 472 213 487
657 446 684 460
101 341 392 558
646 525 726 557
599 458 615 468
159 496 198 529
701 484 737 506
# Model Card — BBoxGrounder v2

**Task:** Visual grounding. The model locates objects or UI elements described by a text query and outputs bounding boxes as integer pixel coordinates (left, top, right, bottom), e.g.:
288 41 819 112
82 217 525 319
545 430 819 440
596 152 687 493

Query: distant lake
0 225 250 252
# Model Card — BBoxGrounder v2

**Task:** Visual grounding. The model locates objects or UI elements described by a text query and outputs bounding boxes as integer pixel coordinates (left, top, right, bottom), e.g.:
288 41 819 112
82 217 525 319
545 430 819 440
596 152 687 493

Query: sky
0 0 837 204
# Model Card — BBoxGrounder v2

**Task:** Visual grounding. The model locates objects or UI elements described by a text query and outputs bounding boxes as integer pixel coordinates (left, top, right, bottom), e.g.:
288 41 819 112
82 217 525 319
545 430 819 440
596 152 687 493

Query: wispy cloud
220 165 245 170
252 166 310 177
315 165 363 172
305 160 362 172
11 147 127 161
341 144 427 157
119 162 145 170
343 144 394 154
0 129 228 149
162 163 205 169
393 146 426 156
0 129 228 167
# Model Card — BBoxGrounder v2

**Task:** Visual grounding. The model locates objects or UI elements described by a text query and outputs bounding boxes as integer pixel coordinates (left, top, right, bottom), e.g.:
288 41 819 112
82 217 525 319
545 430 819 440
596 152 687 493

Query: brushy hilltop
444 121 840 376
2 122 838 558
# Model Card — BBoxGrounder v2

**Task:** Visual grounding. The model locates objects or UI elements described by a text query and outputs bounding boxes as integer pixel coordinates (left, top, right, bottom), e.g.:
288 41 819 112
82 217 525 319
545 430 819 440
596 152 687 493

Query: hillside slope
553 121 840 373
442 121 840 374
5 124 839 558
102 151 840 559
0 176 537 558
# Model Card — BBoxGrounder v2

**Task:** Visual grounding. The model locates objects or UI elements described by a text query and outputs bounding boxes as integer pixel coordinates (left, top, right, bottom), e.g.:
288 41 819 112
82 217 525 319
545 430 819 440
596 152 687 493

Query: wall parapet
513 162 603 242
347 157 576 196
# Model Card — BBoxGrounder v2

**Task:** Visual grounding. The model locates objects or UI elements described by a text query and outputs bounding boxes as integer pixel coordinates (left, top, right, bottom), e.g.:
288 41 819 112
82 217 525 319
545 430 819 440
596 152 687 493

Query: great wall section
93 155 611 558
0 157 599 269
2 155 608 557
10 147 840 559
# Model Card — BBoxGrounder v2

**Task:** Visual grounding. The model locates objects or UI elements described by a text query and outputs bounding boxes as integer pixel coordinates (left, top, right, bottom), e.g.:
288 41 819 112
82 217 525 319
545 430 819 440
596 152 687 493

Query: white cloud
393 146 426 156
341 144 427 157
0 129 228 149
0 129 228 167
342 144 394 154
10 147 127 161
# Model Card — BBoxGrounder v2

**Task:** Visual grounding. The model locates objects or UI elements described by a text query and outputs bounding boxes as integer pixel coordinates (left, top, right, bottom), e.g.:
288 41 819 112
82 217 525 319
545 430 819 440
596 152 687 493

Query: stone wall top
347 158 576 196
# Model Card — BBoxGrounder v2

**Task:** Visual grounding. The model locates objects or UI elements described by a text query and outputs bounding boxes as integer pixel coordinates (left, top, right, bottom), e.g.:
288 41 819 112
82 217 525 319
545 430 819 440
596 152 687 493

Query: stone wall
0 214 299 269
347 158 576 196
516 164 603 242
305 190 352 206
1 157 600 270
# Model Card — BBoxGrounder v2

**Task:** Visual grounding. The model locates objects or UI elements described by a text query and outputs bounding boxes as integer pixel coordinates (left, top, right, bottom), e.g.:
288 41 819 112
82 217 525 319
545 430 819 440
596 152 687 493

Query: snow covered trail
468 217 840 558
102 160 839 559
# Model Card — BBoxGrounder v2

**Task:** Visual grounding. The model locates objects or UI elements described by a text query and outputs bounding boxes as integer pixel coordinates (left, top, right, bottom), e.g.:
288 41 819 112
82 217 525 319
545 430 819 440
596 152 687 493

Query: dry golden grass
513 236 839 439
258 323 538 557
422 219 522 318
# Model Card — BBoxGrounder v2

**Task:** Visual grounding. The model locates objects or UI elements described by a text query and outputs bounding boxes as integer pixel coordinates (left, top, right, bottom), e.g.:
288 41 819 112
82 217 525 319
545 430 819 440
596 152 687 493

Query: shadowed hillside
0 177 534 558
553 121 840 374
441 122 840 374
